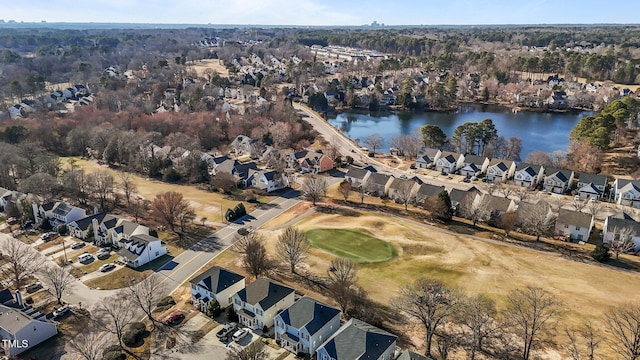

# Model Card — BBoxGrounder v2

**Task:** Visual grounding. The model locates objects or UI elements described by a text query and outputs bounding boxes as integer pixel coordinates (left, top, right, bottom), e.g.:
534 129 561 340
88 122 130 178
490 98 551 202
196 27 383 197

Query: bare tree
301 175 328 205
129 197 148 223
435 328 461 360
363 134 384 156
151 191 195 233
392 278 460 357
394 179 416 210
226 341 269 360
337 180 352 202
460 193 489 226
276 227 310 273
233 233 274 279
572 198 588 212
505 286 562 360
605 303 640 360
358 178 369 204
521 202 556 241
66 323 109 360
498 182 516 199
127 275 167 330
456 294 504 360
585 201 603 220
0 237 43 289
498 212 518 237
327 258 358 314
606 226 637 259
118 171 137 207
87 170 115 210
514 186 531 203
39 265 74 304
564 321 601 360
93 292 137 348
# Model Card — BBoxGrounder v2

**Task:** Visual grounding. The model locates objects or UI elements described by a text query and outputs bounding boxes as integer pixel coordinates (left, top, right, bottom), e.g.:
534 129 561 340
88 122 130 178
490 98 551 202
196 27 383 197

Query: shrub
155 296 175 312
591 244 610 262
162 167 182 182
206 299 222 318
262 325 269 334
122 322 146 347
103 345 126 360
227 306 239 322
25 297 33 304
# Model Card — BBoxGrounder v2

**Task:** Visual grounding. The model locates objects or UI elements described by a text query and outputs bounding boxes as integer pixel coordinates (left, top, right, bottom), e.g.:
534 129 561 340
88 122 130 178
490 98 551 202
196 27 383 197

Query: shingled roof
190 266 245 294
319 318 396 360
236 278 295 310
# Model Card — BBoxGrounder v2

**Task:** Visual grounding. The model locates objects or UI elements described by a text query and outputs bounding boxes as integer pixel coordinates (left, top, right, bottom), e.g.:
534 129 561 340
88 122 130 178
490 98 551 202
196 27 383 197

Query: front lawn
305 228 396 263
83 254 172 290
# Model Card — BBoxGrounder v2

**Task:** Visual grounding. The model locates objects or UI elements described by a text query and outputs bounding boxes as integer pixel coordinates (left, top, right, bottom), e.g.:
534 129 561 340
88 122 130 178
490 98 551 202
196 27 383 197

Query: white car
53 305 70 318
71 242 85 250
232 328 249 342
99 263 116 272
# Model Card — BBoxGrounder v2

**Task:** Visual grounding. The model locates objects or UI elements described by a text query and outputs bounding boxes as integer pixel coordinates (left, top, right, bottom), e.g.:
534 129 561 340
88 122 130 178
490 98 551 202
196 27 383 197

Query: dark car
164 311 185 325
216 322 237 340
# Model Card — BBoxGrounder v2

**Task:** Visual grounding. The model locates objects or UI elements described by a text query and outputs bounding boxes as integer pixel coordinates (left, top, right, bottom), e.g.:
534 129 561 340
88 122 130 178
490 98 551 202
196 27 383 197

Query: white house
67 212 109 240
435 152 464 174
366 173 393 196
190 266 245 310
274 296 341 355
32 201 86 229
93 215 120 246
576 173 607 200
603 215 640 252
232 278 296 330
459 155 490 178
414 183 446 204
614 179 640 208
344 166 372 187
248 170 288 193
116 234 167 268
0 187 17 210
0 303 58 357
415 149 442 169
555 209 594 242
387 178 419 203
112 219 150 248
543 168 575 194
485 159 516 182
316 318 397 360
514 163 544 188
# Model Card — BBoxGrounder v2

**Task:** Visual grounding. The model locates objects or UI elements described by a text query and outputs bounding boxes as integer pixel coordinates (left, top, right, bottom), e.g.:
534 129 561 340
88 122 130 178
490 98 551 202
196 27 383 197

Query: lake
326 103 592 158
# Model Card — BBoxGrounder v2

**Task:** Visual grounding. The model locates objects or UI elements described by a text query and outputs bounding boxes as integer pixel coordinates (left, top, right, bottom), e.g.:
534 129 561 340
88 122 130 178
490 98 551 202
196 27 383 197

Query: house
93 214 120 246
388 178 419 202
435 152 464 174
514 163 544 188
485 159 516 182
190 266 245 310
613 179 640 208
215 159 259 187
232 278 296 330
547 91 568 109
459 155 489 178
288 151 334 174
67 212 109 240
485 195 516 217
316 318 397 360
248 170 288 193
274 296 341 355
0 187 17 210
205 155 230 176
543 168 575 194
555 209 594 242
576 173 607 199
415 149 442 169
113 219 150 248
414 183 446 204
449 187 480 211
116 234 167 268
32 201 86 229
344 166 372 188
366 173 393 196
603 215 640 252
0 302 58 357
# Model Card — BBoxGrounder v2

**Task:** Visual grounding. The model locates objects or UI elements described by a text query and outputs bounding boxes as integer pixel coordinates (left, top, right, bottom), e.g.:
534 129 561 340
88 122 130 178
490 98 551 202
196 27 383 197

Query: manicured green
306 228 395 263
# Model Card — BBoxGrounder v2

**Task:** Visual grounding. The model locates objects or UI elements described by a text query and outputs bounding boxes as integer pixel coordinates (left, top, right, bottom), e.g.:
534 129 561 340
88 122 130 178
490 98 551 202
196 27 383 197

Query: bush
225 203 247 222
122 322 146 347
24 297 33 304
591 244 611 262
103 345 126 360
155 296 176 312
262 325 269 334
227 306 239 322
206 299 222 318
162 167 182 182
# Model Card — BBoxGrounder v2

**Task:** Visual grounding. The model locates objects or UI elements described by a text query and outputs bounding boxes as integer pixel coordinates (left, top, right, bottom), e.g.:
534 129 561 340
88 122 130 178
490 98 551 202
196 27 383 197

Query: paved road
153 190 302 293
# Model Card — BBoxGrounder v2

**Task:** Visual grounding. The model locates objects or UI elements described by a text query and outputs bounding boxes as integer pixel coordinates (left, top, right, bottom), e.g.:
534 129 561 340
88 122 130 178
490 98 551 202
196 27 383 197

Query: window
235 299 241 306
575 226 580 230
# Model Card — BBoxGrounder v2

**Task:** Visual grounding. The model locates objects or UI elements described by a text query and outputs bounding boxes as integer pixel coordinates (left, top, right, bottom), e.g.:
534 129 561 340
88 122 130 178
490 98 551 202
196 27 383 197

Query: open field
306 228 395 263
189 59 229 78
63 157 275 221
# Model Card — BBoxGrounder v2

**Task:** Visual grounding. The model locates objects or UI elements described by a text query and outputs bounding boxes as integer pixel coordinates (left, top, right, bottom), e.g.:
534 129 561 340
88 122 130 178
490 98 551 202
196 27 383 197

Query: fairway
306 228 395 263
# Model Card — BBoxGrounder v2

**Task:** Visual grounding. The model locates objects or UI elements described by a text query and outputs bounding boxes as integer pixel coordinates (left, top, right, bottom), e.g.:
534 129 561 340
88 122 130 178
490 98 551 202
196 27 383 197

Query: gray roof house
460 154 490 177
316 318 397 360
274 296 341 355
486 158 516 182
614 179 640 208
435 151 464 174
603 215 640 252
0 303 58 357
190 266 245 308
514 163 543 188
415 148 442 169
543 168 575 194
577 173 607 199
397 350 435 360
415 183 446 204
555 209 594 243
344 166 372 187
233 278 296 330
449 187 481 210
367 173 393 196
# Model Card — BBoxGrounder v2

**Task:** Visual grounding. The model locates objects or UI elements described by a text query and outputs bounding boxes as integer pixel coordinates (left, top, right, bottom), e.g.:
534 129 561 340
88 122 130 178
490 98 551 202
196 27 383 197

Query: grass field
306 228 395 263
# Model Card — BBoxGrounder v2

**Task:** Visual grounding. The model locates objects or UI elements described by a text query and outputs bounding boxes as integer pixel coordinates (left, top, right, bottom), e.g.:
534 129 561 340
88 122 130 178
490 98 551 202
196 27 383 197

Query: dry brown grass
188 59 229 78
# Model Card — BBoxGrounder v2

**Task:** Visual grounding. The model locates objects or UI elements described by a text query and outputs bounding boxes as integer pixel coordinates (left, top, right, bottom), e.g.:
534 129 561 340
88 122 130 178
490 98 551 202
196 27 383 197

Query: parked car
78 253 93 263
164 311 185 325
53 305 70 318
41 232 59 242
232 328 249 342
6 217 18 225
20 220 33 229
99 263 116 272
25 282 42 293
71 242 85 250
216 322 237 340
96 249 111 260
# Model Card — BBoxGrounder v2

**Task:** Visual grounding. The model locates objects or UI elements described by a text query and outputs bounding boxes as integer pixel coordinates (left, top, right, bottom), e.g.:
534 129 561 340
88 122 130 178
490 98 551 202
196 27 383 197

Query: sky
1 0 639 26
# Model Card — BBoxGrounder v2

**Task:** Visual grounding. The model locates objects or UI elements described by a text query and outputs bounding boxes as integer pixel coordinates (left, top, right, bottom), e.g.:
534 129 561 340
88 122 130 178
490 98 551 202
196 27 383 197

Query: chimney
15 290 23 308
